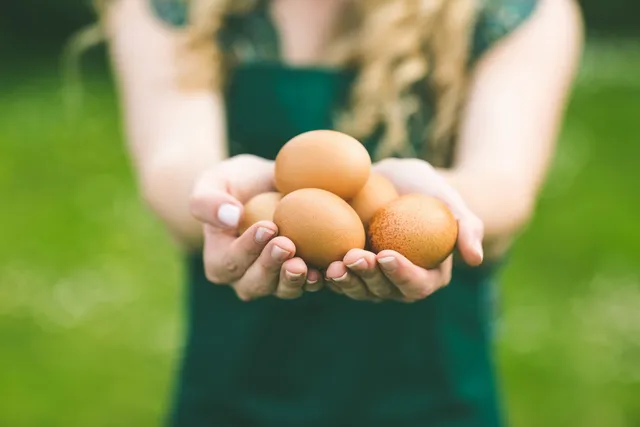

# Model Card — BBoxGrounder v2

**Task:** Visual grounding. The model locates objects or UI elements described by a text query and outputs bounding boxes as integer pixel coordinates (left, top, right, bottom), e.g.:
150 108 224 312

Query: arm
104 0 321 300
442 0 584 257
103 0 228 249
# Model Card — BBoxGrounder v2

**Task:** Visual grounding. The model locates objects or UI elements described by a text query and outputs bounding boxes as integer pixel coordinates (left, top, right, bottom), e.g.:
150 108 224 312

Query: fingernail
333 272 348 282
474 240 484 261
378 256 398 271
306 278 318 285
218 204 241 227
271 245 291 262
346 258 366 269
285 270 303 280
255 227 275 243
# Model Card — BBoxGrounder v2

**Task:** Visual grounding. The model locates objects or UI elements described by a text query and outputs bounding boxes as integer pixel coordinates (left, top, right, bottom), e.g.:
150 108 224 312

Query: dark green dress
149 1 538 426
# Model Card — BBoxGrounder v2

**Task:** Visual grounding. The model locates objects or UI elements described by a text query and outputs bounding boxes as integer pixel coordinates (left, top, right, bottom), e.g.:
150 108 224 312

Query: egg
274 130 371 200
368 194 458 269
273 188 366 269
349 173 399 227
238 192 283 235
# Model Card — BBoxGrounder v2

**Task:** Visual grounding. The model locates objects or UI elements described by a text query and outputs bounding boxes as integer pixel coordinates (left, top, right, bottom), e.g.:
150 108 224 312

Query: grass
1 40 639 426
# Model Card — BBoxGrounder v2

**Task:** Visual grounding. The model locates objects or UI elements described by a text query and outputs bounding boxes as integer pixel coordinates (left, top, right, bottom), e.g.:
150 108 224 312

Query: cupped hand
189 154 323 301
325 157 484 303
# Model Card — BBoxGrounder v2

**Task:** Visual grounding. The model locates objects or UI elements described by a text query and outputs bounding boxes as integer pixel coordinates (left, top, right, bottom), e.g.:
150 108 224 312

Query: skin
104 0 584 302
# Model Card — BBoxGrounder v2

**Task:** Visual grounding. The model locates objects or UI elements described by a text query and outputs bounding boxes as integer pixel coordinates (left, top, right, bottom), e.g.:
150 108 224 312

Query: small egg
368 194 458 269
349 173 399 227
238 192 283 235
273 188 366 269
274 130 371 200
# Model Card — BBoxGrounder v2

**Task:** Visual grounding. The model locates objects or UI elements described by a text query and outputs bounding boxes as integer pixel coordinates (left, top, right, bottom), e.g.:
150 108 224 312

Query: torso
149 1 539 426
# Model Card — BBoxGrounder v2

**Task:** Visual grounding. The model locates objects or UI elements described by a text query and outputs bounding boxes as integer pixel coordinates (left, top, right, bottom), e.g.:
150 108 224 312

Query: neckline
234 60 356 76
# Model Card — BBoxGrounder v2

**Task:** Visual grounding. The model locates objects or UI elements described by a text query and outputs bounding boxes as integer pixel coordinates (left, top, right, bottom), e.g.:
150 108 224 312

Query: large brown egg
274 130 371 200
273 188 366 269
368 194 458 269
349 173 399 227
238 192 282 235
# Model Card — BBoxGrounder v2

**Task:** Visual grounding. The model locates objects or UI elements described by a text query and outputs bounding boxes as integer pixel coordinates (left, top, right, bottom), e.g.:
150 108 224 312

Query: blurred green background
1 1 639 426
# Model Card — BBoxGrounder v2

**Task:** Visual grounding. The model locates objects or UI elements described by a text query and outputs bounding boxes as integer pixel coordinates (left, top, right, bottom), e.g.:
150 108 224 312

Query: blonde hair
91 0 479 167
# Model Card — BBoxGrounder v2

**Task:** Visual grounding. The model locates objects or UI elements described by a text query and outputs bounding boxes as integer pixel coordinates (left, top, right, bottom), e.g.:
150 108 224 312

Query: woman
98 0 583 425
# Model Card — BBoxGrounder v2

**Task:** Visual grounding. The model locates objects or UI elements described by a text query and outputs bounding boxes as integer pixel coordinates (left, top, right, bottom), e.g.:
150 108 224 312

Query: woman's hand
325 158 484 303
189 155 323 301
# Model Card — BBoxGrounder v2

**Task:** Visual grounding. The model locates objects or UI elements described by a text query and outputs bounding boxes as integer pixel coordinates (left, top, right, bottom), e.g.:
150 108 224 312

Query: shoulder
471 0 539 60
471 0 583 61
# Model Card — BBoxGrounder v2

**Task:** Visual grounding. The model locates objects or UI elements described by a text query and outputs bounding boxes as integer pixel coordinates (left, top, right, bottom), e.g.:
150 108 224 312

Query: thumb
455 216 484 267
189 170 244 230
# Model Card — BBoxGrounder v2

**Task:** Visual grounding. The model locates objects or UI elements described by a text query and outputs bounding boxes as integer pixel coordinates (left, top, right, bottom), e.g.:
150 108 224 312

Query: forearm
438 168 534 249
104 0 229 250
121 93 227 250
139 147 221 250
438 0 583 256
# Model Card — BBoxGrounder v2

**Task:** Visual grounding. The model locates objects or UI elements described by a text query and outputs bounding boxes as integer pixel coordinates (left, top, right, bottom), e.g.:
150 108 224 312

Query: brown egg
238 192 283 235
273 188 366 269
368 194 458 269
349 173 399 227
274 130 371 200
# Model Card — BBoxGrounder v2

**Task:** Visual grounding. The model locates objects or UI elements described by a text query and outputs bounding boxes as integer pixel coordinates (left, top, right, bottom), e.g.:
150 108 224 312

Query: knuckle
203 258 224 283
344 288 369 301
246 277 277 298
232 154 254 164
412 285 434 300
370 282 394 297
254 283 275 297
276 288 303 300
204 268 222 284
234 281 274 302
222 255 242 278
204 253 234 283
235 291 254 302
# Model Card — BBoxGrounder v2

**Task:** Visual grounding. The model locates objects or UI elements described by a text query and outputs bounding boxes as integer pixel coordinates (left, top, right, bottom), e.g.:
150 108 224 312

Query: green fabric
148 1 538 426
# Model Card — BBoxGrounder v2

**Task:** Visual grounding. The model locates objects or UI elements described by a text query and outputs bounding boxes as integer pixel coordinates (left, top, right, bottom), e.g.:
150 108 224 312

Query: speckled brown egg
274 130 371 200
273 188 365 269
238 192 282 235
368 194 458 269
348 173 399 227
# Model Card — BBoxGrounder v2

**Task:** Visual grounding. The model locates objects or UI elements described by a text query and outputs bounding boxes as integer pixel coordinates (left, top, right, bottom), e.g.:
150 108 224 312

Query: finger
275 258 307 300
425 176 484 266
190 169 244 230
304 269 324 292
456 216 484 266
326 261 370 301
375 250 440 301
327 283 343 294
436 255 454 287
344 249 398 298
232 236 295 301
203 220 278 284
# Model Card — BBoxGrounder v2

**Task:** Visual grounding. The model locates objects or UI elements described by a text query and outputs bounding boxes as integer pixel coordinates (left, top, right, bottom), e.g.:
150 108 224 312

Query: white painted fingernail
285 270 303 280
378 257 398 271
218 204 240 227
474 240 484 260
346 258 366 269
255 227 275 243
333 272 348 282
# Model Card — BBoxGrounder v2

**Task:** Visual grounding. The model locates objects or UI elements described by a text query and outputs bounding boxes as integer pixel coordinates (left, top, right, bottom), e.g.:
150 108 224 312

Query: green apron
149 2 538 426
